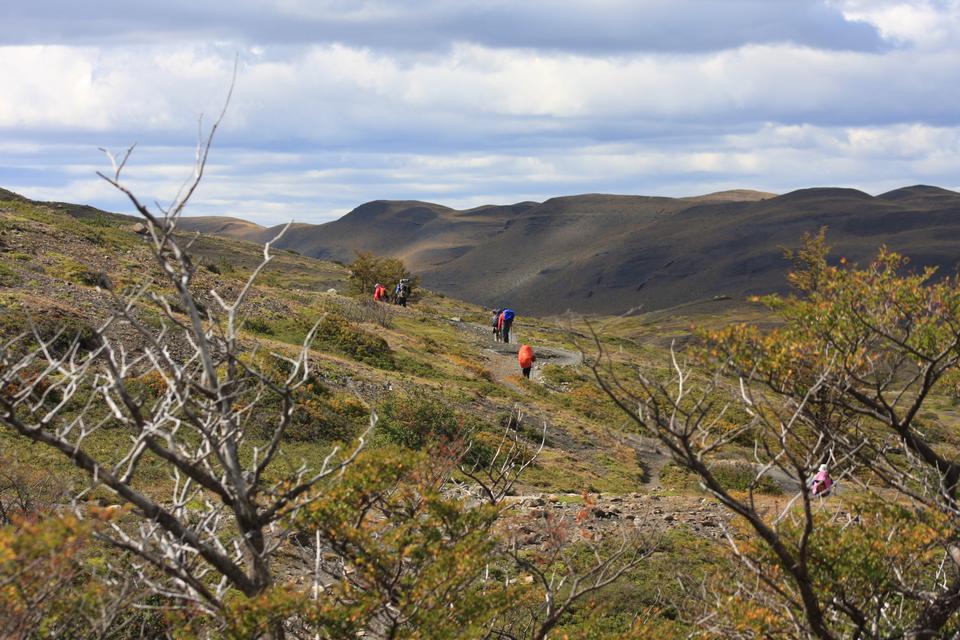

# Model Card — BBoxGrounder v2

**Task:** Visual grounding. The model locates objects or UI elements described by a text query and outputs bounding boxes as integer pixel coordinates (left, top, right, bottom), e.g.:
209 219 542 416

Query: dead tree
0 88 368 621
457 405 546 506
589 238 960 639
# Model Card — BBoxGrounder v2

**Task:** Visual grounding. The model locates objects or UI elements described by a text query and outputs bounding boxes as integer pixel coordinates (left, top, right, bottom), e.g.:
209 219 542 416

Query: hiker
810 464 833 497
518 344 536 379
394 278 411 307
373 282 387 302
491 308 503 342
499 308 515 344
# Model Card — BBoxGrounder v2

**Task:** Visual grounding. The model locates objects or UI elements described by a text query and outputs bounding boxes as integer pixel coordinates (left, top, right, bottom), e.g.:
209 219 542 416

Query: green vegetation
0 261 20 287
0 308 101 356
347 250 418 297
9 190 960 638
659 460 782 495
375 393 474 450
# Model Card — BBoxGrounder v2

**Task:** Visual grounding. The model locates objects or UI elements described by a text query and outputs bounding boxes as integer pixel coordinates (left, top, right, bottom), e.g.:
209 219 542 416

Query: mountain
9 184 960 316
173 185 960 315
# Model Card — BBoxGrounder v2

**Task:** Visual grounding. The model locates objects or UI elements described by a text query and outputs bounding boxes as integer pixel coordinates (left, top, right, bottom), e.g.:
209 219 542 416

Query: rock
326 288 338 294
662 514 675 522
129 222 148 234
450 316 462 322
94 272 113 291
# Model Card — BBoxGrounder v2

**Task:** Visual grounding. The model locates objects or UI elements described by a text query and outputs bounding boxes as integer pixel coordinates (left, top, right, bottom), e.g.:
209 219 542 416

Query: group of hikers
372 278 412 307
491 307 515 343
490 307 536 379
372 290 537 379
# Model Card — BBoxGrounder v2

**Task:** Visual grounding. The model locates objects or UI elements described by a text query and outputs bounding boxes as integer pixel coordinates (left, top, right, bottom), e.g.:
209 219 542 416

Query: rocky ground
503 490 730 545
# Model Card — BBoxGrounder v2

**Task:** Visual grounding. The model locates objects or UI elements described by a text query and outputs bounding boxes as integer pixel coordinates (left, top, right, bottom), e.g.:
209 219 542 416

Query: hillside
0 189 664 496
170 185 960 316
7 187 960 637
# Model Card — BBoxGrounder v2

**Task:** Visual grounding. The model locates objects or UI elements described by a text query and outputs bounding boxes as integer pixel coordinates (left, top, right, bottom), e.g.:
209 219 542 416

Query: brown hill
178 185 960 315
172 216 270 242
12 185 960 316
679 189 777 203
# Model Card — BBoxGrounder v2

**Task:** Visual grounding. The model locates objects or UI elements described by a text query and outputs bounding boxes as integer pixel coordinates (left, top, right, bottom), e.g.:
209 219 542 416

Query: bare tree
491 505 655 640
456 405 546 506
0 83 369 629
589 236 960 639
451 408 653 640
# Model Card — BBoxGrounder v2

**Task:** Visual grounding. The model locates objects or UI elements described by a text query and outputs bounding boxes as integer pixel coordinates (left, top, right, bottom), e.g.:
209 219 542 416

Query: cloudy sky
2 0 959 224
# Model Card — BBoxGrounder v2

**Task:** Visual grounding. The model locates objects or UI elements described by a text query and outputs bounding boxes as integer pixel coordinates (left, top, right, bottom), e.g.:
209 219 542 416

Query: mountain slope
174 185 960 315
11 185 960 316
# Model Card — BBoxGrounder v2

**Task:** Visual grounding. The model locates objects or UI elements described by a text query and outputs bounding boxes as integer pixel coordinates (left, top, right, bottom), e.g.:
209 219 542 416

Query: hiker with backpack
518 344 536 379
373 282 387 302
498 308 515 344
395 278 411 307
810 464 833 497
492 308 503 342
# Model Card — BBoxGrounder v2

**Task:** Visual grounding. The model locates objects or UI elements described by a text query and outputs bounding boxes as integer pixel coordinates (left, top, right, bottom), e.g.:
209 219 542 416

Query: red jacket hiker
373 283 387 301
518 344 535 378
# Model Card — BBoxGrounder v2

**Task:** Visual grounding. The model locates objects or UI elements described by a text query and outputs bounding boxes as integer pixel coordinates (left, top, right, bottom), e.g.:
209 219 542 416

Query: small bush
0 309 100 357
48 255 101 287
0 262 20 287
80 212 116 228
248 380 369 443
540 364 582 387
376 395 466 450
314 314 395 369
242 316 275 335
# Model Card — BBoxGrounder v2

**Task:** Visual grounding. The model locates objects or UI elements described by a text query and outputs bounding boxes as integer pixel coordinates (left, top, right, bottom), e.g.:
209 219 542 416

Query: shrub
313 314 395 369
0 262 20 287
347 251 419 299
0 309 100 357
242 316 275 335
48 255 100 287
248 379 369 443
376 394 466 450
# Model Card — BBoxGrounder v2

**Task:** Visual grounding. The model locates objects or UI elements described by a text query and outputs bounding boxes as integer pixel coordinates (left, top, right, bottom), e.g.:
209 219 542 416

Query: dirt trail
437 316 800 492
441 317 582 385
482 342 582 384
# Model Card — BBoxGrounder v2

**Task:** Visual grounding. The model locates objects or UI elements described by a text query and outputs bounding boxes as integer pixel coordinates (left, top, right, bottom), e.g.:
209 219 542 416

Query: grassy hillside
8 191 960 637
0 191 672 498
0 189 747 635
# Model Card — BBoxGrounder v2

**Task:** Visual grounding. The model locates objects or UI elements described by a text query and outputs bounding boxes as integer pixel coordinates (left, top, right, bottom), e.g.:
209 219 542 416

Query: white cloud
4 41 959 139
1 2 958 224
9 120 960 225
836 0 960 49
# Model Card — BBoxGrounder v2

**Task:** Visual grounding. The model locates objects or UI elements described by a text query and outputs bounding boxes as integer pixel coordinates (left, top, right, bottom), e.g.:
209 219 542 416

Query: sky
2 0 959 225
